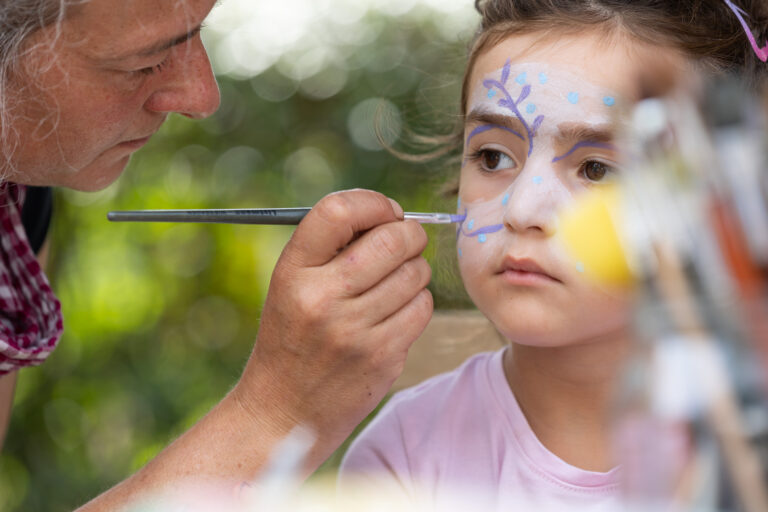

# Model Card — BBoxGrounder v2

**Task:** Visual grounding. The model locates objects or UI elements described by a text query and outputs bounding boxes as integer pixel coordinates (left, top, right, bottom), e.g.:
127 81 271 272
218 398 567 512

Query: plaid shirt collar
0 183 63 374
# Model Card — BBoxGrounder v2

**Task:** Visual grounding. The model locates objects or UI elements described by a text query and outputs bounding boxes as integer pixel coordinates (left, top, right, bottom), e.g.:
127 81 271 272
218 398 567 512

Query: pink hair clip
724 0 768 62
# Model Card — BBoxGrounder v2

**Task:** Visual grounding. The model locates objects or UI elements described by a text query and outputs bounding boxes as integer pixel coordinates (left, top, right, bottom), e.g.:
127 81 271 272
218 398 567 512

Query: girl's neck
503 329 632 472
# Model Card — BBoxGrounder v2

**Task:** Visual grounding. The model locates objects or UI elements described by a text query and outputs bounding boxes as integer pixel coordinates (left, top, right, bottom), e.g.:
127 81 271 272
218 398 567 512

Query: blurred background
0 1 481 510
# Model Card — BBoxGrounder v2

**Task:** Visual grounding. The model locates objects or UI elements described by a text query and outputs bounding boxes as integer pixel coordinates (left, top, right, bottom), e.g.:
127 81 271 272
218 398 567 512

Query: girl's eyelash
465 150 495 173
465 149 484 162
465 148 516 174
577 158 617 182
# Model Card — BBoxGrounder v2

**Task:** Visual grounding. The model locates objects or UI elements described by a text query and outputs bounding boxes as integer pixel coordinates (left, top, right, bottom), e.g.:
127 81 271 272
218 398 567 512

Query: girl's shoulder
340 348 507 480
381 348 507 428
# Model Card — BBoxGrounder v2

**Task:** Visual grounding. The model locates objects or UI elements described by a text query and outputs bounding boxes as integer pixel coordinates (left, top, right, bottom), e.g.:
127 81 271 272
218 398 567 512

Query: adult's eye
479 149 515 172
580 160 614 182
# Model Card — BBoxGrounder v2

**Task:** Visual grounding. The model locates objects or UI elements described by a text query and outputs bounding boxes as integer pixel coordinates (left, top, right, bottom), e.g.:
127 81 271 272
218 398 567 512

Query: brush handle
107 208 458 225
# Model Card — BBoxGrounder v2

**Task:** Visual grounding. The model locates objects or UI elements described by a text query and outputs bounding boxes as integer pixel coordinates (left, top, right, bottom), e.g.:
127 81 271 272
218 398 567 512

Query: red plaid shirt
0 183 63 374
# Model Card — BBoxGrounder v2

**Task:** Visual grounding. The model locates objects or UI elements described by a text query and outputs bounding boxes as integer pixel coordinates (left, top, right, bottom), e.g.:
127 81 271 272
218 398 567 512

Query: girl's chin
492 316 632 348
496 330 578 348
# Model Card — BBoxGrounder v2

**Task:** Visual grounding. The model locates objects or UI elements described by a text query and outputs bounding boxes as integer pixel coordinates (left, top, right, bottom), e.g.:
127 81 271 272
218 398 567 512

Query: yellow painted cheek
557 185 634 286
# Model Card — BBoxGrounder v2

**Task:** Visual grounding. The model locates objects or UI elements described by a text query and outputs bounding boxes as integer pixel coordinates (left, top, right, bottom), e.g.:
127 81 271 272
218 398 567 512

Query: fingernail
388 198 404 220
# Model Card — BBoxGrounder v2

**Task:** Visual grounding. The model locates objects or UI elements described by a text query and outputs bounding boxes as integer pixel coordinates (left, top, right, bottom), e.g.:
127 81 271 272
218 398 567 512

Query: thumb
285 189 404 268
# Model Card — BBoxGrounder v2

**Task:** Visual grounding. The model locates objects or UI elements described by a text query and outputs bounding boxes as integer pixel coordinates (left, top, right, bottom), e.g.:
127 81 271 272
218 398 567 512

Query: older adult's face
5 0 220 191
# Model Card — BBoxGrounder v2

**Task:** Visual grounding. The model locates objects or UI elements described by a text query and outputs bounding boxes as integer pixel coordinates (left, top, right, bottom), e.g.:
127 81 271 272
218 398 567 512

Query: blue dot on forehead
526 103 536 114
538 72 548 84
603 96 616 107
468 219 475 230
515 72 527 85
567 92 579 104
478 234 487 243
487 89 497 99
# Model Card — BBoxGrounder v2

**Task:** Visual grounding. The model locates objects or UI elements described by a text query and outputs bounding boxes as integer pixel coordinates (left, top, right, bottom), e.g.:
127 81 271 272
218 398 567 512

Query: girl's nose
502 161 569 237
144 36 221 120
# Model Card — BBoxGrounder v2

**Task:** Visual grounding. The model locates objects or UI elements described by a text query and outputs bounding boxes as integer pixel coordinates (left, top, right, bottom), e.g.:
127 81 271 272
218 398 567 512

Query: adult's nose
144 35 221 119
502 157 571 237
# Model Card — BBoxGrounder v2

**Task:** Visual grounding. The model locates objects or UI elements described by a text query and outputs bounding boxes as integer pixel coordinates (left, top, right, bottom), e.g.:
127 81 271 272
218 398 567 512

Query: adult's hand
77 189 433 511
234 189 433 465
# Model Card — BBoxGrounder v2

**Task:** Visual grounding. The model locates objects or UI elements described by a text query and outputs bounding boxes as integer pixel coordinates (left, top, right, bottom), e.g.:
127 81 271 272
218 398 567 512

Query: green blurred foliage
1 10 477 511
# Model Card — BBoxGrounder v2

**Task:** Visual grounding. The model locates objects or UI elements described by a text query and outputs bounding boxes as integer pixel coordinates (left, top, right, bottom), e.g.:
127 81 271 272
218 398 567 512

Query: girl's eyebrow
465 110 527 145
551 123 615 163
554 122 614 146
551 141 616 163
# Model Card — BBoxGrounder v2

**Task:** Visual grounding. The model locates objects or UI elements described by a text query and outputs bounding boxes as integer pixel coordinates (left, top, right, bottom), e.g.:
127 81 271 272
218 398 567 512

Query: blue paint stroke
538 72 548 84
482 76 545 157
567 92 579 104
466 124 525 147
551 141 616 163
500 60 511 85
501 193 510 206
531 115 544 137
454 207 504 242
532 176 543 184
515 72 527 85
526 103 536 114
465 223 504 237
458 248 463 258
603 96 616 107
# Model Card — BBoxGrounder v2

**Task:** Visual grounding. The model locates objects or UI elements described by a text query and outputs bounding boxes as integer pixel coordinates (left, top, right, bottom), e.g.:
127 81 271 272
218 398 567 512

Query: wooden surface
392 310 504 392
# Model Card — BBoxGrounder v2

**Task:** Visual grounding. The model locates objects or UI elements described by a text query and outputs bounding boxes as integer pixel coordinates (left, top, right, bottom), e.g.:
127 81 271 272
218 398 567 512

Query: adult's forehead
63 0 216 56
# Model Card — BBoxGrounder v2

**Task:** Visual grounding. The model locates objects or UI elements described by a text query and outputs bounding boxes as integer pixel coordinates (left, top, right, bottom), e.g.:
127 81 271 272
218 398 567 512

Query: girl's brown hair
423 0 768 167
464 0 768 116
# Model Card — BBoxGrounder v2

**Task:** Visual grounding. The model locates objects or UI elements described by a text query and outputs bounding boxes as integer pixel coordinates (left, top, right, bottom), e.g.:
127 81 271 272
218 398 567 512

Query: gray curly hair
0 0 85 174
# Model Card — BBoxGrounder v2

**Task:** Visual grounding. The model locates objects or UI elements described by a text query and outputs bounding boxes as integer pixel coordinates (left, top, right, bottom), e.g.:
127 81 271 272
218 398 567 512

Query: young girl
339 1 768 509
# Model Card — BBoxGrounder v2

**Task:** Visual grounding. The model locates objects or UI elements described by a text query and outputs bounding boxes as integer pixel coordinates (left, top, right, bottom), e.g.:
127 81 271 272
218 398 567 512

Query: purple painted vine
482 59 545 156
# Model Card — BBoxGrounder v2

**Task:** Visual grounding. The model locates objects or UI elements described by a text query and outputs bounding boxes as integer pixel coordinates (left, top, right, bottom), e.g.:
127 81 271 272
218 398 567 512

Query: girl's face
458 31 681 347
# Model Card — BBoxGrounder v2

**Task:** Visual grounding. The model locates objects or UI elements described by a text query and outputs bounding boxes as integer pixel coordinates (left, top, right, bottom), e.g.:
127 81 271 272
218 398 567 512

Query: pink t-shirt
339 349 621 511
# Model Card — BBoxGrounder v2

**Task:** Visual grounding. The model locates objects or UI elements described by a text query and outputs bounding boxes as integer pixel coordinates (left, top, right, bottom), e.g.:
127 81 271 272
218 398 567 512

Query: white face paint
457 46 633 347
458 61 623 267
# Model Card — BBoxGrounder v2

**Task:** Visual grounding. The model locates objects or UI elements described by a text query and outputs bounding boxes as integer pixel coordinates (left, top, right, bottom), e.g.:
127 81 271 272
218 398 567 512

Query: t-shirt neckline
486 348 621 492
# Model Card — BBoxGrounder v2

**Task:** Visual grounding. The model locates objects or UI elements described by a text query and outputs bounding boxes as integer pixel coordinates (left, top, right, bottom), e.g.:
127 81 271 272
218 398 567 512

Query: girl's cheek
456 195 509 276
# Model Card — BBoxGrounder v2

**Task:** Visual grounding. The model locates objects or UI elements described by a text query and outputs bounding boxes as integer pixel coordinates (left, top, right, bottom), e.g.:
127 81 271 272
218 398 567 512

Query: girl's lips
498 257 562 285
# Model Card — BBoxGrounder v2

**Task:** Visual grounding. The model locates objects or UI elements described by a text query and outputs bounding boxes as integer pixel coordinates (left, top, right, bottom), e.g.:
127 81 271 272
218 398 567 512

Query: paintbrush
107 208 465 225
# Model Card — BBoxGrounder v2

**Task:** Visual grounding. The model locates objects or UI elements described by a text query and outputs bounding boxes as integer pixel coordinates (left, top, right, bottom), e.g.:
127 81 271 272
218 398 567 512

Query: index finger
285 189 404 267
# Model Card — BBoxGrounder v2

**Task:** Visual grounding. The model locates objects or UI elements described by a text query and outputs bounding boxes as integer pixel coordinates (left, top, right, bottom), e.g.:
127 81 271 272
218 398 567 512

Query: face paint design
458 60 624 273
453 31 668 347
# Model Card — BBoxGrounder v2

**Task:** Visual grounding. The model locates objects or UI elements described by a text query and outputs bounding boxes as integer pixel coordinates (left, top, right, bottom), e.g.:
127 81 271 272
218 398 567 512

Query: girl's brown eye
582 161 610 182
481 150 501 170
476 149 514 172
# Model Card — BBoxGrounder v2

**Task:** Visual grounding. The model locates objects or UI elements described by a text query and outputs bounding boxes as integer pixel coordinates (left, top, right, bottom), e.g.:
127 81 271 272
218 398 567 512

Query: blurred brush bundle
567 76 768 511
